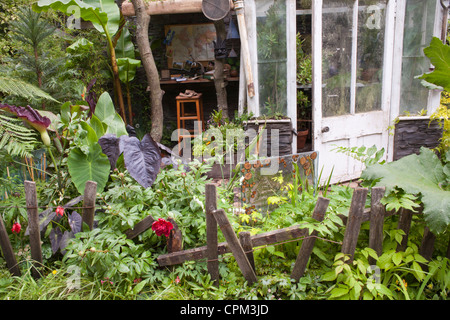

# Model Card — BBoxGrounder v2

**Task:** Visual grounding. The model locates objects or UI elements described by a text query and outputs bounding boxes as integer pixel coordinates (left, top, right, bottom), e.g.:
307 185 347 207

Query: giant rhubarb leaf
418 37 450 91
362 147 450 234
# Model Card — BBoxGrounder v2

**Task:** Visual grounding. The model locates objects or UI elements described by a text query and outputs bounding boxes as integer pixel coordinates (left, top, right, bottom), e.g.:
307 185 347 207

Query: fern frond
0 76 59 102
0 111 38 158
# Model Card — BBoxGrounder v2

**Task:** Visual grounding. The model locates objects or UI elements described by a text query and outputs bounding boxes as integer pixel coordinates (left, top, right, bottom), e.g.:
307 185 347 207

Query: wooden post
125 215 155 239
167 218 183 253
82 181 97 230
419 227 436 262
239 231 255 272
291 196 329 281
205 184 219 285
212 209 257 284
0 217 21 276
369 187 385 264
341 188 368 262
24 180 43 278
396 208 413 252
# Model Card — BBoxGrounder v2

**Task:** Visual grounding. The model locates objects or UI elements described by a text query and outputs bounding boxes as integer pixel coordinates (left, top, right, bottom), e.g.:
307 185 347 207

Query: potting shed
122 0 447 183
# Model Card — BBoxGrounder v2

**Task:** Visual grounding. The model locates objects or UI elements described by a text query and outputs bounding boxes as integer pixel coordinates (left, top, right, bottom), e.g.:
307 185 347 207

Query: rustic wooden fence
155 184 450 285
1 181 449 285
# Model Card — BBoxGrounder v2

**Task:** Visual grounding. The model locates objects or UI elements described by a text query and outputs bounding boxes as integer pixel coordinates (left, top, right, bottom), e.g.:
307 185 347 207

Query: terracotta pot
297 129 309 149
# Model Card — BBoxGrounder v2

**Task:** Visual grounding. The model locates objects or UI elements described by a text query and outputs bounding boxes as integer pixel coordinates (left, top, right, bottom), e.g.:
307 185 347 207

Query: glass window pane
355 0 387 113
322 0 354 117
257 0 288 117
400 0 436 114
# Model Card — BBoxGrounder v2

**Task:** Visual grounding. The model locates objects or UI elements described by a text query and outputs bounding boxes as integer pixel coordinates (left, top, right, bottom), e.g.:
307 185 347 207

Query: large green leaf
67 143 110 194
33 0 119 36
115 28 135 59
94 92 127 136
117 57 141 83
361 147 450 234
418 37 450 91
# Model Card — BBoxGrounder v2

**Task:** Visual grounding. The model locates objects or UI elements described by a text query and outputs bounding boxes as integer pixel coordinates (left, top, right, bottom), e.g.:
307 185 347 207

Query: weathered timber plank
24 180 43 278
396 208 414 252
82 181 97 230
125 215 155 239
369 187 386 264
341 188 368 262
291 197 329 281
205 183 219 285
419 227 436 262
239 231 255 272
212 209 257 284
157 224 309 266
167 218 183 253
0 216 21 276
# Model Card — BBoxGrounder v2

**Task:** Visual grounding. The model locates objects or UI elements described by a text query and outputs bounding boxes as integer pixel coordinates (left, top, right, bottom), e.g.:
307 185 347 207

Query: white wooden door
312 0 396 183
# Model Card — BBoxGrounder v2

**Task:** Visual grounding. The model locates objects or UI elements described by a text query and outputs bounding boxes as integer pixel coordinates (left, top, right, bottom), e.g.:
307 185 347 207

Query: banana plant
115 27 141 124
33 0 128 124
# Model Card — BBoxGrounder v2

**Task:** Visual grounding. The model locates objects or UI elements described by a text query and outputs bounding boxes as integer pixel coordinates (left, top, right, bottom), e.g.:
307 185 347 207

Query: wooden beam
24 180 43 279
122 0 234 16
157 223 309 266
205 184 219 285
82 181 97 230
125 215 155 239
291 197 329 281
212 209 257 284
341 188 368 262
0 216 21 276
369 187 386 264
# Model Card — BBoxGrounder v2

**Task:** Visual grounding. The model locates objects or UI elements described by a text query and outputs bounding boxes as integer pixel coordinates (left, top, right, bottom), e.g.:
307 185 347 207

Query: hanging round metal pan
202 0 231 21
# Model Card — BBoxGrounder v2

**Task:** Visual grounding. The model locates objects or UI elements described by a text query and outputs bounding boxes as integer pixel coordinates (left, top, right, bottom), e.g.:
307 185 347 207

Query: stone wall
393 118 443 160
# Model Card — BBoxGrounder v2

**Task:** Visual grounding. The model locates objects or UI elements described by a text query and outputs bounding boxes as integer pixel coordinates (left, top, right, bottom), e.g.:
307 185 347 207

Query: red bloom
56 206 64 217
151 218 173 237
11 222 21 234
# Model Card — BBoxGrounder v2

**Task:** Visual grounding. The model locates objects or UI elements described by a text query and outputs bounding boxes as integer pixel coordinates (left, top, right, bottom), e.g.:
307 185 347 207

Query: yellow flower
52 270 57 275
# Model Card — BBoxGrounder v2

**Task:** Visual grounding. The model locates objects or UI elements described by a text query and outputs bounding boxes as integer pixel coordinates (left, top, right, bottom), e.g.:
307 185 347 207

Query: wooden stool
176 93 204 144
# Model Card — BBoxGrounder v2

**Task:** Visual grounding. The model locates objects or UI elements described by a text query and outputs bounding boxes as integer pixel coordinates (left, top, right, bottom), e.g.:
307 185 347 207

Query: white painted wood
287 0 297 153
313 0 393 184
245 0 259 116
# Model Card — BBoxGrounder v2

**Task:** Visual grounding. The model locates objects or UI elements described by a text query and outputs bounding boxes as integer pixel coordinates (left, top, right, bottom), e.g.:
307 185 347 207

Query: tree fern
0 110 38 158
0 75 58 102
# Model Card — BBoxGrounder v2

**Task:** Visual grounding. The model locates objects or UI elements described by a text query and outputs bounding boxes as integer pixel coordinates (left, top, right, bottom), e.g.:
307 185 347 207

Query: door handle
321 126 330 133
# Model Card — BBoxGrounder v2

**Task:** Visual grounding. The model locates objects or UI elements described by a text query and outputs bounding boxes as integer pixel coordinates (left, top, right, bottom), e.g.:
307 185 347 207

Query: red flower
151 218 173 237
56 206 64 217
11 222 21 234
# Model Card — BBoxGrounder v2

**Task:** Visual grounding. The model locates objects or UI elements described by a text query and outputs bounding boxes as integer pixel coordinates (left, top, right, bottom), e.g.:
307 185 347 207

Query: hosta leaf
362 147 450 234
119 134 162 188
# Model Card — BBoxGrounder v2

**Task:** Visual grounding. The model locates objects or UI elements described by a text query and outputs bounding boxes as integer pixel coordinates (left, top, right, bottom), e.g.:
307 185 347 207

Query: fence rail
1 181 449 285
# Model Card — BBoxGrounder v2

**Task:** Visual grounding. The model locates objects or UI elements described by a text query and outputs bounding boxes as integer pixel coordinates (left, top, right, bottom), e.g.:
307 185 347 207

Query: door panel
313 0 393 184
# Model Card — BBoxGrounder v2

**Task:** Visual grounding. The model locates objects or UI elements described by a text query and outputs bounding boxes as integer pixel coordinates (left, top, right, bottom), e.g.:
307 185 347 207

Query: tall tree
130 0 164 142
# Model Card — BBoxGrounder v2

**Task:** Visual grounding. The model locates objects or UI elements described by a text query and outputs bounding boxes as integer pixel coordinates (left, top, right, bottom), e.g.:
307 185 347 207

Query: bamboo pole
234 0 255 98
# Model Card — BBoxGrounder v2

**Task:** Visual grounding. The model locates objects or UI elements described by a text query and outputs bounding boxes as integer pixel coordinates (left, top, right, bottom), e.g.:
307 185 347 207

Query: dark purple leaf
126 124 137 137
68 211 82 234
60 231 74 254
98 133 121 169
85 78 97 115
119 134 162 188
49 227 63 254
